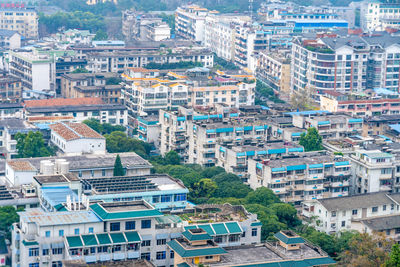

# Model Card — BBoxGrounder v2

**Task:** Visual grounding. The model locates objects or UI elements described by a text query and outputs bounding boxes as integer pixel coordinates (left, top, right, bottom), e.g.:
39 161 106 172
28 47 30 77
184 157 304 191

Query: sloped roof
24 97 104 108
49 122 104 141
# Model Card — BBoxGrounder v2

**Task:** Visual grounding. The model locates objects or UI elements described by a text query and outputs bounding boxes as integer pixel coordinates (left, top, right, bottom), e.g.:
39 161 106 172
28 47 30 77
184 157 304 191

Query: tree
386 243 400 267
15 131 55 158
113 154 124 176
94 29 108 40
164 150 180 165
0 206 21 239
340 232 393 266
299 127 324 152
244 187 280 207
83 118 126 135
191 178 217 199
105 131 152 157
71 68 89 73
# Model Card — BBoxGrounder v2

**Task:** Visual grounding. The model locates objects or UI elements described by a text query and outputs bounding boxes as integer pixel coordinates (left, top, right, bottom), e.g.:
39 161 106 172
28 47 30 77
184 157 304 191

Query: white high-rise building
361 1 400 32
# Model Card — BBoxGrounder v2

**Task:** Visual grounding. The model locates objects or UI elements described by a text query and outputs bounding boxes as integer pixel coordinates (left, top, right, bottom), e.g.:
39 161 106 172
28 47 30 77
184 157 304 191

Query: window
141 220 151 229
126 221 136 230
74 228 80 235
152 195 160 203
52 261 62 267
29 247 39 257
392 204 395 210
205 256 214 259
251 228 257 237
332 211 337 217
386 229 391 235
341 221 345 227
383 205 387 211
372 207 378 212
141 240 151 247
59 230 64 237
156 251 166 260
52 248 63 255
110 222 120 231
141 252 151 260
174 194 186 201
45 231 50 237
29 264 39 267
89 227 94 233
352 209 358 215
170 250 174 259
102 169 106 176
161 195 172 202
157 239 166 245
43 249 49 255
396 228 400 234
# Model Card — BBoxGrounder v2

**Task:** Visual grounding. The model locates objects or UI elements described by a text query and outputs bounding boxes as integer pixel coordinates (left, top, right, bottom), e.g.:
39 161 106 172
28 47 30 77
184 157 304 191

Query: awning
124 231 141 243
110 233 126 244
66 236 83 248
81 235 98 247
211 223 228 235
225 222 242 234
96 234 112 245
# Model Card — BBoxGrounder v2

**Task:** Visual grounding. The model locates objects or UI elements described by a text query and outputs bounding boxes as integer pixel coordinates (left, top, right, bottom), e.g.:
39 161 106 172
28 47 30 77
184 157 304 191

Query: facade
136 116 160 145
0 6 38 39
49 122 106 156
248 152 351 205
258 50 291 93
23 98 128 126
9 51 53 98
55 57 87 95
302 192 400 234
61 73 122 104
146 23 171 41
84 48 214 73
291 33 400 94
0 74 22 102
121 10 163 41
0 29 20 49
361 1 400 31
175 5 209 43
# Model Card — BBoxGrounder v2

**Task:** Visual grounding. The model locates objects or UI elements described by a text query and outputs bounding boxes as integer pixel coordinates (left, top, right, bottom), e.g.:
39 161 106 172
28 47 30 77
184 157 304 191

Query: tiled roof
167 239 227 258
89 203 163 221
128 67 159 72
7 160 36 172
49 122 104 141
24 97 104 108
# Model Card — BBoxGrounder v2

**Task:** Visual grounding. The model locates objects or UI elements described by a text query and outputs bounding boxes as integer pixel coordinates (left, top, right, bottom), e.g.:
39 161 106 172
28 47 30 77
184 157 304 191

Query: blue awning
335 161 350 166
309 163 323 169
287 165 307 171
271 167 286 172
268 148 286 154
288 147 303 152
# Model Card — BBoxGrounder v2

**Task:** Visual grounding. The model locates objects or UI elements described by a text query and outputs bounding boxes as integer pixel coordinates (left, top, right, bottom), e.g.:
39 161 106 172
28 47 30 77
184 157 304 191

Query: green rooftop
124 231 141 243
66 236 83 248
22 240 39 246
89 202 163 221
167 239 227 258
81 234 98 247
96 233 112 245
274 231 305 245
182 230 212 241
110 233 126 244
185 222 243 236
230 257 335 267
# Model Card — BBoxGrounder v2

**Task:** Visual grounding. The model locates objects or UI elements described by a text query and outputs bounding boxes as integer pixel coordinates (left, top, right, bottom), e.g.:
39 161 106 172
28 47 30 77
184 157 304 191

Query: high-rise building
0 5 38 39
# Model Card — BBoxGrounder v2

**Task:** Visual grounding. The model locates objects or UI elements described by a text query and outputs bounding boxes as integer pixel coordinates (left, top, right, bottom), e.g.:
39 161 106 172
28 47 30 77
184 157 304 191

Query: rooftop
318 192 398 211
90 200 163 220
49 122 104 141
357 214 400 231
26 103 126 113
34 173 79 185
7 160 36 172
23 97 104 108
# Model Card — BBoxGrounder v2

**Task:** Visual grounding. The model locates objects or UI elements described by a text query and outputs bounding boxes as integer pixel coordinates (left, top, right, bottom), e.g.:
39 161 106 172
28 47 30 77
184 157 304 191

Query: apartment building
0 74 21 102
55 57 87 95
204 14 250 61
361 1 400 31
23 98 128 126
320 90 400 116
12 195 262 267
146 23 171 41
291 33 400 94
61 73 122 104
216 142 304 183
9 51 53 98
49 122 106 156
0 29 20 49
257 50 291 93
248 152 351 206
175 5 209 43
136 116 160 145
121 10 163 41
54 29 94 46
302 192 400 234
0 103 23 119
0 5 38 39
84 48 214 73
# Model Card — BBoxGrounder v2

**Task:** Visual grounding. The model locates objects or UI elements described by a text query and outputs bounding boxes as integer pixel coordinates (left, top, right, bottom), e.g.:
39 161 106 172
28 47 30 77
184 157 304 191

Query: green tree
269 203 301 228
83 119 126 135
299 127 324 152
83 118 103 133
244 187 280 207
386 243 400 267
15 131 55 158
0 206 21 239
93 29 108 40
105 77 122 85
191 178 217 199
71 68 89 73
105 131 151 158
201 166 225 178
113 154 124 176
164 150 180 165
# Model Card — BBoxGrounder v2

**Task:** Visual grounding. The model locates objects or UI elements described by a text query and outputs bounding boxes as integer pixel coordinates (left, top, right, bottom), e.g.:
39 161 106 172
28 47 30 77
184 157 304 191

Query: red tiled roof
49 122 104 141
127 67 159 72
23 98 104 108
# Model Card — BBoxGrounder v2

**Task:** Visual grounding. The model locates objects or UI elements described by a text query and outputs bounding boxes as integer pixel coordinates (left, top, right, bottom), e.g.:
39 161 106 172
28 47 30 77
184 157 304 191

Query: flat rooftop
34 173 79 185
100 201 152 212
267 153 334 168
215 243 330 266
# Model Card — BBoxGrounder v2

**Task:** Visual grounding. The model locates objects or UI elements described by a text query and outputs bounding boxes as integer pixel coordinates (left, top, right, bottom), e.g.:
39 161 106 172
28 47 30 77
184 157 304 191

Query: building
168 228 334 267
0 74 21 102
350 213 400 241
258 50 291 93
136 116 160 145
248 152 351 205
0 102 23 118
0 5 38 39
302 192 400 234
54 29 95 46
0 29 20 49
84 47 214 73
9 51 53 98
49 122 106 156
55 57 88 95
121 10 164 41
146 23 171 41
320 90 400 117
3 152 152 183
291 33 400 94
61 73 122 104
0 118 38 159
175 5 209 43
361 1 400 31
23 98 128 126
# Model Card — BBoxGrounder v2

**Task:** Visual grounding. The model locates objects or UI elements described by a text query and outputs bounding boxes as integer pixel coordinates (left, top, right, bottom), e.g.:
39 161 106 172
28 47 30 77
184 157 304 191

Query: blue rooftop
41 186 79 207
389 124 400 134
285 110 330 116
374 88 399 96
